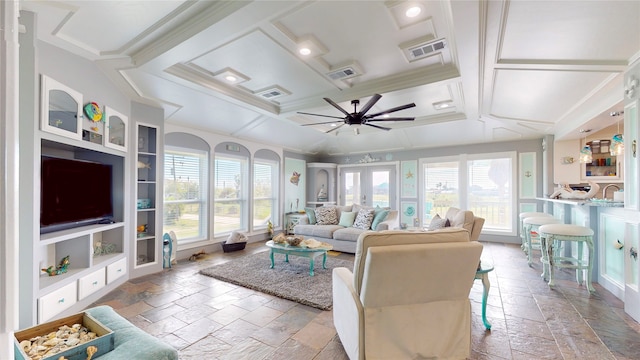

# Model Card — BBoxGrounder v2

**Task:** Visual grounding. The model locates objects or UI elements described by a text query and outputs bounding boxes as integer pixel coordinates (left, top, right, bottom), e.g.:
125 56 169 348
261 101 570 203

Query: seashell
87 332 96 339
19 340 31 351
43 337 61 346
68 332 79 340
47 331 57 339
65 337 80 346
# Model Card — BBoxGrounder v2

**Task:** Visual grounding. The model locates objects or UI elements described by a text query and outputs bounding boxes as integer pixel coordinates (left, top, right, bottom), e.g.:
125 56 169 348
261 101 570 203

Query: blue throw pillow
305 207 317 225
371 209 390 230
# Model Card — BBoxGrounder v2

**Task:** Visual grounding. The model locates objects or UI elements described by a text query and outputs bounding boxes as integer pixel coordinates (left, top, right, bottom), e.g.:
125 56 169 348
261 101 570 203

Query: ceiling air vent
254 86 290 100
326 62 363 81
405 38 447 61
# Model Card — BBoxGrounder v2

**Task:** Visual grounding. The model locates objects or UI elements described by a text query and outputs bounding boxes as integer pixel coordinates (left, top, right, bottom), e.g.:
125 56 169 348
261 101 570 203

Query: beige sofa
333 229 483 359
293 204 399 253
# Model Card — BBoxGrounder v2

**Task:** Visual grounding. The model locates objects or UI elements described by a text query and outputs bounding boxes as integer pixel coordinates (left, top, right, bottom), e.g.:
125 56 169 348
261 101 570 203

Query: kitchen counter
535 197 626 298
536 197 624 207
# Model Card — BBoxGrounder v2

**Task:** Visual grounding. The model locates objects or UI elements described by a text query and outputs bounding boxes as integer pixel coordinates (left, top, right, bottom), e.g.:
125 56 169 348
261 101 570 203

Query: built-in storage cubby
134 123 161 272
306 163 337 206
581 139 622 182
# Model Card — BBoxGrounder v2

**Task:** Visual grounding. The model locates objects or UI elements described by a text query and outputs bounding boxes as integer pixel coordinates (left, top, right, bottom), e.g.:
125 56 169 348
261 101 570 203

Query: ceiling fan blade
297 112 345 120
326 124 345 133
367 117 415 122
365 123 391 131
323 97 351 117
301 120 343 126
357 94 382 116
366 103 416 118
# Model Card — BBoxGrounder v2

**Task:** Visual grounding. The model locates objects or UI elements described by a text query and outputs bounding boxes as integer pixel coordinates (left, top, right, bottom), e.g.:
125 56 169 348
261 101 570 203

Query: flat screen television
40 156 114 234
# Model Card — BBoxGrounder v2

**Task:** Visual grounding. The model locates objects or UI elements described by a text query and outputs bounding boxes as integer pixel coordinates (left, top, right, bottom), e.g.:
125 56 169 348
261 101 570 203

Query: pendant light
610 111 624 156
580 144 593 163
579 130 593 164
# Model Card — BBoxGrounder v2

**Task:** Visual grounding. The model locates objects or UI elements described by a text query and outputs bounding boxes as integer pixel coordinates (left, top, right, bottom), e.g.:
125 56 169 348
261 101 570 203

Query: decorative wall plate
83 102 103 122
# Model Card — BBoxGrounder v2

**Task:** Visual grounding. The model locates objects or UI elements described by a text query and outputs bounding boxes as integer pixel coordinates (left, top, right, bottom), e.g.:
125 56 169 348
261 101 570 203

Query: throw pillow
353 208 375 230
428 214 450 230
370 209 390 230
304 207 317 225
338 211 357 227
315 206 338 225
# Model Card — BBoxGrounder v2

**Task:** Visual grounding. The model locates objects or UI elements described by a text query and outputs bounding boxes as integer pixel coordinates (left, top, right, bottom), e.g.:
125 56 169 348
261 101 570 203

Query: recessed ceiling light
299 48 311 56
405 6 421 18
215 68 249 85
433 100 454 110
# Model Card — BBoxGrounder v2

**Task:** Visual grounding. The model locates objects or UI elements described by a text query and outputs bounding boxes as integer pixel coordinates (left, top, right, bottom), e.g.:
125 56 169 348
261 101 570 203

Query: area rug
199 251 353 310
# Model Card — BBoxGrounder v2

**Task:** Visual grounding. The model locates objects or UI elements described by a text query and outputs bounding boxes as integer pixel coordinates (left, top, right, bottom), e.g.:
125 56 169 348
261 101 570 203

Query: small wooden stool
538 224 595 293
522 216 562 266
519 212 553 252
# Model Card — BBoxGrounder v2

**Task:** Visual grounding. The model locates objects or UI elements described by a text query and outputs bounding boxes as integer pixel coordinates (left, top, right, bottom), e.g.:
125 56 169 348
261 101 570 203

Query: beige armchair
333 229 483 359
443 207 485 241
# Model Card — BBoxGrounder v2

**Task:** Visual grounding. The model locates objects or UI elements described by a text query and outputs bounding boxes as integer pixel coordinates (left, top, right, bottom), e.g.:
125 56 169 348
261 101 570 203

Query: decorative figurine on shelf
317 184 328 202
137 160 151 169
137 224 148 238
42 255 70 276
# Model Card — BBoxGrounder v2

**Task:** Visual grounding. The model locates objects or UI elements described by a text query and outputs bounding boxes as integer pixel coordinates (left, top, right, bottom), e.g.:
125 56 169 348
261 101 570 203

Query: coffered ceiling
20 0 640 155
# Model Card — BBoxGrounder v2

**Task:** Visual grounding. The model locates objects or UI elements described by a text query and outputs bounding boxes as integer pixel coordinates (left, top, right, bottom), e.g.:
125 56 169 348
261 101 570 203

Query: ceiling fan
298 94 416 133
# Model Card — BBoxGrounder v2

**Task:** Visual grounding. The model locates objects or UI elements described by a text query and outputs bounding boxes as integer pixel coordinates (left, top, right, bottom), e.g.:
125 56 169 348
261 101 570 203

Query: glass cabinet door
40 75 83 140
104 106 128 151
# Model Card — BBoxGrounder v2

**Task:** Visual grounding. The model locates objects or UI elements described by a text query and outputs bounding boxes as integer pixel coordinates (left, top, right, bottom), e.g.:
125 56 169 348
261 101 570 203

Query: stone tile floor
91 241 640 359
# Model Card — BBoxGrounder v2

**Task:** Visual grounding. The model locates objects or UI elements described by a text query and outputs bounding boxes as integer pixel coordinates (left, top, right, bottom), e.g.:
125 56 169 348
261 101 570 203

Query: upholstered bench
85 305 178 360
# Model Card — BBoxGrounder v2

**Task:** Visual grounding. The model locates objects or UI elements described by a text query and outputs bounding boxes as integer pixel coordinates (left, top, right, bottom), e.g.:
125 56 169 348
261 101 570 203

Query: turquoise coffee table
475 260 494 330
266 240 333 276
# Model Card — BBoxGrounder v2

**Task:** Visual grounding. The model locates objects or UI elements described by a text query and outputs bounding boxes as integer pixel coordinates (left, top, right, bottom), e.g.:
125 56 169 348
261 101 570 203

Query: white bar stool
538 224 595 293
518 212 553 252
522 216 563 266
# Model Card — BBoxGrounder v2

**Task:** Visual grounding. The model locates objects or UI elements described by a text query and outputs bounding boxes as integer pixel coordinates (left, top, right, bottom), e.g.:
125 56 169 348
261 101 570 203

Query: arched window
214 142 249 235
163 133 210 244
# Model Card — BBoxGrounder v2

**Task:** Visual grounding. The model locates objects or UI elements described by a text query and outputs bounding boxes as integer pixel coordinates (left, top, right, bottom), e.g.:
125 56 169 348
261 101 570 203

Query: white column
0 1 21 359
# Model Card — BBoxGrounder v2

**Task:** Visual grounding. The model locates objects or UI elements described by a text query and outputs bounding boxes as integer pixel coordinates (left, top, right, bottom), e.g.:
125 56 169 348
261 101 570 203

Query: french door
339 164 397 208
